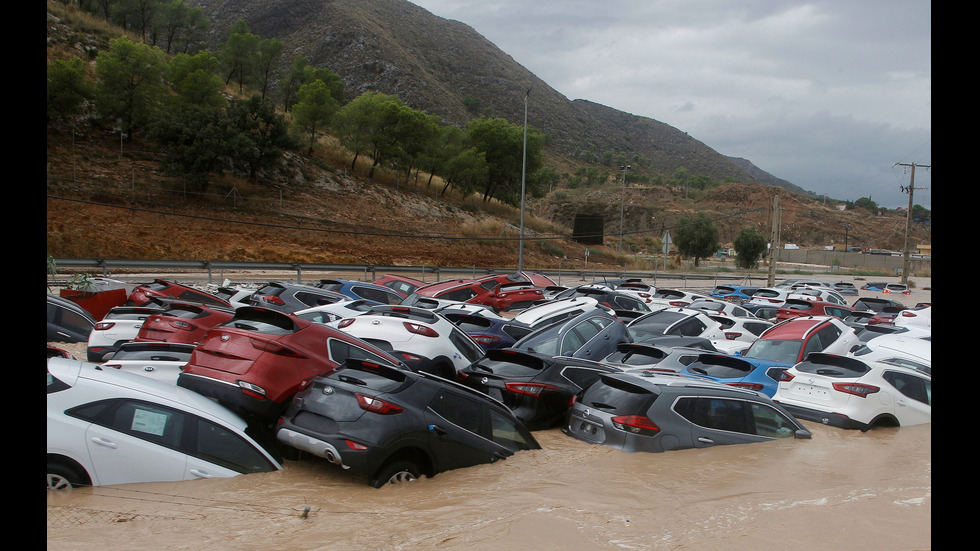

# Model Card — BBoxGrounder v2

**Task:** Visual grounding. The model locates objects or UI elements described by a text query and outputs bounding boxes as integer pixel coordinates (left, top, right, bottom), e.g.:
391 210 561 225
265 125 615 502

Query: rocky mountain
187 0 778 189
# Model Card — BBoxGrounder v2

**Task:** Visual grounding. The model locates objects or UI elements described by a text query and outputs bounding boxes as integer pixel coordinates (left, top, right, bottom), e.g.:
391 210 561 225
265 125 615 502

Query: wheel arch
47 453 93 486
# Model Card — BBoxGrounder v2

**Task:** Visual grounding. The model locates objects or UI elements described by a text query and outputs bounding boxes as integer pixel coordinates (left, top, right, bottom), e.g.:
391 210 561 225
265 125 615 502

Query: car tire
369 460 421 488
47 462 88 490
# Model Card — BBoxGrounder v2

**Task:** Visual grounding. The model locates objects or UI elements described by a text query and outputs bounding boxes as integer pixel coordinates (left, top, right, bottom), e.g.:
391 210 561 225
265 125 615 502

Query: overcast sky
408 1 931 210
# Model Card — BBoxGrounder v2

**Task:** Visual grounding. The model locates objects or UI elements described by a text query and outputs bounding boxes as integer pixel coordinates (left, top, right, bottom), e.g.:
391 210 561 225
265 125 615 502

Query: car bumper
176 372 287 422
275 423 383 479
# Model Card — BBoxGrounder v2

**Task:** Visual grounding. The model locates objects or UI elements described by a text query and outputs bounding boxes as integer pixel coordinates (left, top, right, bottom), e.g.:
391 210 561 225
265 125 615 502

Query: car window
355 286 400 305
328 338 396 366
580 375 657 413
670 317 706 337
193 417 278 473
428 390 485 434
449 327 485 362
439 288 478 302
675 397 749 433
744 339 803 365
489 408 536 452
295 291 338 307
111 400 186 449
175 289 227 307
748 402 801 438
882 371 931 405
49 304 93 334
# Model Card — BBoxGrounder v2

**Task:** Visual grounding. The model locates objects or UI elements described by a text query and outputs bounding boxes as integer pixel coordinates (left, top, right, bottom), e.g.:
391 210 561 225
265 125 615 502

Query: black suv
276 360 540 487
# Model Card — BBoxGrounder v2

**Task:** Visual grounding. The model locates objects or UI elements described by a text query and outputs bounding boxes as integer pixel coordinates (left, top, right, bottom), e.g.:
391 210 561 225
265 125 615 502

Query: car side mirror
795 429 812 439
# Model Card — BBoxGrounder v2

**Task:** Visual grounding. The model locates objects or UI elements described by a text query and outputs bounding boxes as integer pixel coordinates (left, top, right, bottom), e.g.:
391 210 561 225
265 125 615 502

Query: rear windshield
580 375 657 414
753 289 781 298
477 351 547 377
604 345 668 366
111 347 193 362
744 339 802 365
628 311 686 339
331 362 411 393
686 355 753 378
220 309 296 335
794 354 870 378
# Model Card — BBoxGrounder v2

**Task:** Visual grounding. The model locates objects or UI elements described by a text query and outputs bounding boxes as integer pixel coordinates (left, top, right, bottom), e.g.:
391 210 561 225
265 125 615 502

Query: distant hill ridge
187 0 805 195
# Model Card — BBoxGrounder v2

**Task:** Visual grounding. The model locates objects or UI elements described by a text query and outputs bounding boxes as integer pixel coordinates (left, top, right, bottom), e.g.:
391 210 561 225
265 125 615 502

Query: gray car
563 371 810 453
510 308 629 360
247 281 348 313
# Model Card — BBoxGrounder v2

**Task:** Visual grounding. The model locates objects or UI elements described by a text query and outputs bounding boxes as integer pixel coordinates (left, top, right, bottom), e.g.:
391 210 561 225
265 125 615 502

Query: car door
424 389 513 472
78 399 233 485
678 397 770 448
881 370 931 426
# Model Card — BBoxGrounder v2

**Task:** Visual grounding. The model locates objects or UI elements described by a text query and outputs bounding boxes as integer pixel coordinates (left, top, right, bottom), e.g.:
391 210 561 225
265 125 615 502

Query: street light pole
618 164 631 254
518 88 530 271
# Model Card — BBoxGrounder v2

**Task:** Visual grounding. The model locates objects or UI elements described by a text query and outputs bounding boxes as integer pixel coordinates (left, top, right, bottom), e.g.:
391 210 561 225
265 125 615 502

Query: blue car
314 278 404 305
440 310 534 351
709 285 759 302
680 353 791 397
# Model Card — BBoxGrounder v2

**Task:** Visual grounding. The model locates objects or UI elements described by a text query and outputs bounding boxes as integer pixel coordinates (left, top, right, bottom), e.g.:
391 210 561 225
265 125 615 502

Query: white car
329 305 485 379
688 298 755 319
293 298 377 325
211 284 257 309
101 341 196 385
708 314 774 343
787 288 848 306
47 357 282 489
745 287 793 308
645 289 709 308
511 296 609 329
894 305 931 330
774 352 930 430
849 333 931 374
86 305 165 362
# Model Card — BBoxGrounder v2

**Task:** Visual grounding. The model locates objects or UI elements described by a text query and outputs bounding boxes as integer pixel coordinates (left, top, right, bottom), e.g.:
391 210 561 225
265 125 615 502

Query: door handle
697 437 714 444
189 469 212 479
90 437 118 449
428 424 447 436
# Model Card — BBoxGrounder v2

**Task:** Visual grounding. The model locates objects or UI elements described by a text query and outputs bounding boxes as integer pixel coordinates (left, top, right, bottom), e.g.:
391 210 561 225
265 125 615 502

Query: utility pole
518 87 530 271
767 192 780 287
894 162 930 284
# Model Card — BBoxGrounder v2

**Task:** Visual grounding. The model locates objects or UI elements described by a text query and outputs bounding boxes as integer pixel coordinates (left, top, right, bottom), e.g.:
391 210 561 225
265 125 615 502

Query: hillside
44 1 931 270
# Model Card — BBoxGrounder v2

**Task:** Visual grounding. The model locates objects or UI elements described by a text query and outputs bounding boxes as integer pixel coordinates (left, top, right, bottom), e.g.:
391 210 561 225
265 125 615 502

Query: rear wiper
337 375 367 386
588 401 616 410
815 369 844 376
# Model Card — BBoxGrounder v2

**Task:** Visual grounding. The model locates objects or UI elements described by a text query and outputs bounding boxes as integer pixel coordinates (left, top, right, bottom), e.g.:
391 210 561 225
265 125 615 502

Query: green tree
165 50 224 108
464 117 544 205
733 226 768 269
224 95 298 178
47 57 95 123
149 102 230 187
291 79 339 154
94 36 167 135
219 20 260 94
854 197 878 214
254 37 284 100
674 213 719 267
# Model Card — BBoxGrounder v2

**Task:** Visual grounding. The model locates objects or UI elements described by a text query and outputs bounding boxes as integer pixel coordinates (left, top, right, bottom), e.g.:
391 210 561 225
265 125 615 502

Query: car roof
600 370 763 397
48 358 250 430
759 316 831 339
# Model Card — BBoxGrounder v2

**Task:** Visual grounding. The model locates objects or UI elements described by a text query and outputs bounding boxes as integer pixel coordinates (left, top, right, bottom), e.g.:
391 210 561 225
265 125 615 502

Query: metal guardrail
47 258 736 287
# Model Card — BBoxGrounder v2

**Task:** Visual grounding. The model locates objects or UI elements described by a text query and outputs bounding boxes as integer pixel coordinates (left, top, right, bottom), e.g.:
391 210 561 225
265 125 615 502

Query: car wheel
47 463 87 490
369 460 421 488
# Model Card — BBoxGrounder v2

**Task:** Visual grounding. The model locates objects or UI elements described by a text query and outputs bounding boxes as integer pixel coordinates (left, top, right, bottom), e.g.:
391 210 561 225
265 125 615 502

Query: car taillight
901 311 917 317
345 440 369 451
94 322 115 331
237 380 267 399
611 415 660 436
669 301 689 307
403 322 439 337
337 318 356 329
777 371 795 382
504 382 557 397
725 382 764 391
261 295 286 305
832 382 879 397
725 331 741 340
250 339 306 358
355 393 404 415
472 335 501 345
169 320 191 330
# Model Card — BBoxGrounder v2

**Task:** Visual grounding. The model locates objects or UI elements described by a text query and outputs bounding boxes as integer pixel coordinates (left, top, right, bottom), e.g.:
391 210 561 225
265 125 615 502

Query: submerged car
626 307 725 343
48 294 96 344
87 305 165 362
126 279 231 308
101 341 196 385
460 348 623 430
510 307 630 361
276 359 540 487
314 278 405 305
177 306 406 423
741 316 861 366
773 353 930 430
680 353 790 397
247 281 348 314
329 305 486 379
47 357 282 489
709 285 759 302
133 301 235 345
775 299 853 321
563 371 811 453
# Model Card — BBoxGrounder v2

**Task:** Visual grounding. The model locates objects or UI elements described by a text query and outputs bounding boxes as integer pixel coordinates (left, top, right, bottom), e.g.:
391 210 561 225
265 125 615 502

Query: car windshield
743 339 803 364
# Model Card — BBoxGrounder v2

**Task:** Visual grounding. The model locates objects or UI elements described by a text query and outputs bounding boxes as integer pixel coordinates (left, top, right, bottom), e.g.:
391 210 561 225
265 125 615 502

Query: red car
775 299 853 322
372 274 427 298
176 306 407 423
412 272 556 311
133 301 235 345
126 279 231 308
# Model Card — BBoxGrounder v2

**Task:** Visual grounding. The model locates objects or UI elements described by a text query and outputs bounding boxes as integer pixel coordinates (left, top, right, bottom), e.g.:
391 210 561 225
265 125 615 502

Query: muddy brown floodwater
46 275 931 550
46 422 931 550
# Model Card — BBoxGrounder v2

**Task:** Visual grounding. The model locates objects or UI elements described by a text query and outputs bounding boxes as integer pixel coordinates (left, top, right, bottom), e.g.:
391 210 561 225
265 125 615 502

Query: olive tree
733 226 768 269
674 213 719 267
